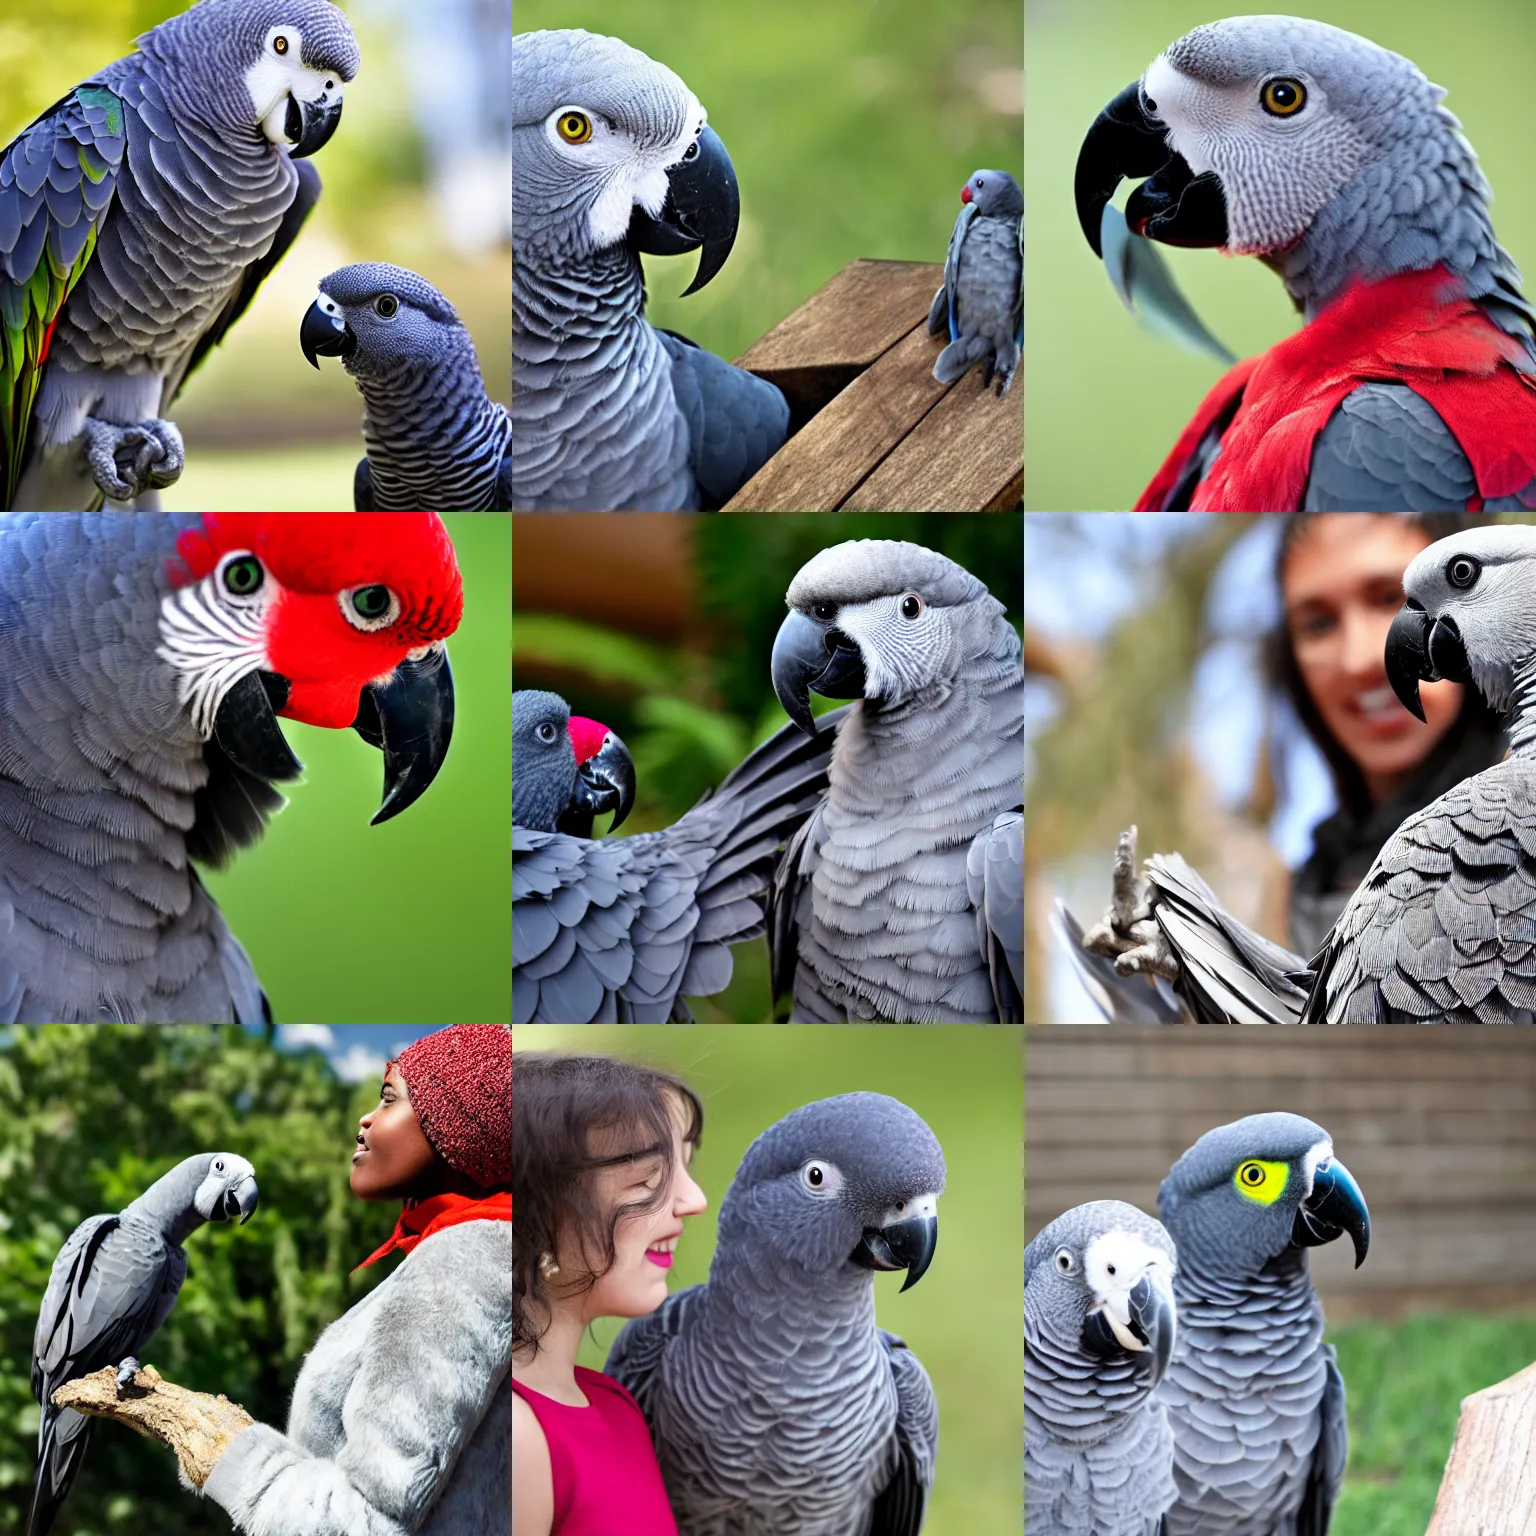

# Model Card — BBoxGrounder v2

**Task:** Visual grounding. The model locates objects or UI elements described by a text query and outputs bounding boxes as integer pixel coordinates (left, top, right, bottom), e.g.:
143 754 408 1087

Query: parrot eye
274 35 289 55
221 554 265 599
213 1159 225 1173
899 593 925 621
812 602 837 623
375 295 399 319
339 585 401 632
557 111 594 145
534 722 558 745
1447 556 1481 590
799 1160 842 1194
1260 78 1307 117
1054 1247 1076 1274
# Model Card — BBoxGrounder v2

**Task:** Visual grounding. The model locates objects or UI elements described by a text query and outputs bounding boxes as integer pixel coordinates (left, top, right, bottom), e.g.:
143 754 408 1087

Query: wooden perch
52 1364 254 1489
1427 1360 1536 1535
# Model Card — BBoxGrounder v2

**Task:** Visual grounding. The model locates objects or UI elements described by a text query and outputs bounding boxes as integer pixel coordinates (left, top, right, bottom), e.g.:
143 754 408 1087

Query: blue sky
252 1024 446 1085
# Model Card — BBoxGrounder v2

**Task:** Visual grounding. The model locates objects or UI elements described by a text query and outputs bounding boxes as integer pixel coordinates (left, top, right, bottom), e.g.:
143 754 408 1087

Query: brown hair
513 1051 703 1355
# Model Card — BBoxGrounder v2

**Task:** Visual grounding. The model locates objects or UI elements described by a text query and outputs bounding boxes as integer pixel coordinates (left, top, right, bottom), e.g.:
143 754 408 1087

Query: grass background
204 514 510 1024
514 0 1023 363
515 1024 1025 1536
1024 0 1536 510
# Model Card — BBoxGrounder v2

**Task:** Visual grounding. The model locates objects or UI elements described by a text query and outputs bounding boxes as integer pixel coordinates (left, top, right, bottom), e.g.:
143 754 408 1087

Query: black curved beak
288 94 344 159
851 1210 939 1293
1076 79 1228 256
770 609 869 737
1081 1266 1177 1388
225 1176 260 1226
627 124 739 295
351 645 455 826
558 731 637 838
301 298 355 369
1385 601 1470 722
1294 1156 1371 1269
213 671 304 782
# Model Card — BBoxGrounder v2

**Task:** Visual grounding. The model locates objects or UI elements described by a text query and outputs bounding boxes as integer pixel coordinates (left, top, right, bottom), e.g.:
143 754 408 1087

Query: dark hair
1266 512 1500 815
513 1052 703 1356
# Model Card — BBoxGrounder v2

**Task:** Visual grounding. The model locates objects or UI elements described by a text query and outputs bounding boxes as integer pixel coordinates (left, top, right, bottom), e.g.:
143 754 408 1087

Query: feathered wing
967 811 1023 1022
1297 1347 1348 1536
0 85 126 508
870 1331 938 1536
603 1283 705 1420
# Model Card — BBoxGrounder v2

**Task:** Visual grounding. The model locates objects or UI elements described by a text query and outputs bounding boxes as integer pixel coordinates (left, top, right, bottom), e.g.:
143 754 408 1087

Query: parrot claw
1081 825 1181 980
115 1356 142 1391
1112 923 1181 983
84 417 186 504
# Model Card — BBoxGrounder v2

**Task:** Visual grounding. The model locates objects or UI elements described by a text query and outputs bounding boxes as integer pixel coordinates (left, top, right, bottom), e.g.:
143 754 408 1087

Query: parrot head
1026 1200 1177 1388
192 1153 261 1225
513 689 636 837
1386 525 1536 726
140 0 359 159
772 539 1016 736
301 264 482 383
511 29 740 294
160 514 463 826
1158 1112 1371 1279
717 1092 945 1293
1076 16 1469 279
959 169 1023 221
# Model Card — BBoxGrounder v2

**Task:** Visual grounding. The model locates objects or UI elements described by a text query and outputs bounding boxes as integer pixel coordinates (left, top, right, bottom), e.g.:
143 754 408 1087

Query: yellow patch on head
1233 1159 1289 1205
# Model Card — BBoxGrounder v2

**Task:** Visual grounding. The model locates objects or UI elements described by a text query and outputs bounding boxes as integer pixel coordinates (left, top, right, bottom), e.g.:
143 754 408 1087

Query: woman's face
1284 515 1464 801
567 1093 707 1324
351 1064 439 1201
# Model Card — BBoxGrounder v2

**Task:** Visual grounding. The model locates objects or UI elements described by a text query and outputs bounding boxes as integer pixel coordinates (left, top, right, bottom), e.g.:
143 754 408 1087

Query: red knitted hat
392 1025 511 1189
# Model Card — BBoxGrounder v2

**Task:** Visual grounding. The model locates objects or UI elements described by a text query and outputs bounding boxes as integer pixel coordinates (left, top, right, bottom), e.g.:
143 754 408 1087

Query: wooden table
723 260 1022 512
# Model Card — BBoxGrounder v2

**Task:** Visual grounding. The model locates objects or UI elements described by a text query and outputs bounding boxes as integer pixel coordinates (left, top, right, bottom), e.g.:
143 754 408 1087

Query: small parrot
300 263 512 511
928 169 1023 396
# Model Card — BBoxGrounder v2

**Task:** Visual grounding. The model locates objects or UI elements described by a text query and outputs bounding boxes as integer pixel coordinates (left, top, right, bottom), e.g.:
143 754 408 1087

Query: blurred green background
1 0 510 511
205 514 510 1024
514 0 1022 363
1024 0 1536 510
512 513 1022 1022
515 1023 1024 1536
0 1025 410 1536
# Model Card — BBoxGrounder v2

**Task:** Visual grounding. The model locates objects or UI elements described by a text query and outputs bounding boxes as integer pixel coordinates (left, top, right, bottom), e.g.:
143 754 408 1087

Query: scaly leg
83 418 185 504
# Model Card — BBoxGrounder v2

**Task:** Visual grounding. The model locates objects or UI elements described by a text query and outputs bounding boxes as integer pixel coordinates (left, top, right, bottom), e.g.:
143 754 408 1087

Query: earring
539 1252 560 1280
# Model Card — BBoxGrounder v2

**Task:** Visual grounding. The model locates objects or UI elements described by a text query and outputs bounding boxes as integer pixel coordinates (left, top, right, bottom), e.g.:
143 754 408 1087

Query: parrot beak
770 609 869 737
558 730 637 838
626 124 740 295
850 1197 939 1292
351 644 456 826
213 671 305 782
225 1176 260 1226
1076 79 1228 256
288 93 344 160
301 297 355 369
1294 1156 1371 1269
1385 600 1471 722
1081 1264 1177 1389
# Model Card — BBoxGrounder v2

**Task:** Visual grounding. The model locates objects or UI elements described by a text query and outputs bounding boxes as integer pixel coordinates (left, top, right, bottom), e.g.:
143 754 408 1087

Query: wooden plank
843 368 1022 511
1427 1363 1536 1535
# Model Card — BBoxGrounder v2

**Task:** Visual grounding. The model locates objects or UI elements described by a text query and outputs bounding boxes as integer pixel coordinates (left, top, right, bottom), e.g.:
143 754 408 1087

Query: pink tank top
513 1367 680 1536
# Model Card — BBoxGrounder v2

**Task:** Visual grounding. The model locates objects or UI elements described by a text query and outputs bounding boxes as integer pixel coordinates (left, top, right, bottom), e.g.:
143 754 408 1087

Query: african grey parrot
300 263 512 511
766 540 1024 1022
927 169 1023 396
510 29 789 511
0 512 462 1023
1069 524 1536 1023
514 689 843 1022
29 1152 260 1536
1157 1113 1370 1536
1076 16 1536 511
1025 1200 1179 1536
2 0 359 511
606 1092 944 1536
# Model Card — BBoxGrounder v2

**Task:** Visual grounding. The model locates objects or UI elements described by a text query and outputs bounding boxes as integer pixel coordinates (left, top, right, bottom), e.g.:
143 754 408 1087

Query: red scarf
356 1190 512 1269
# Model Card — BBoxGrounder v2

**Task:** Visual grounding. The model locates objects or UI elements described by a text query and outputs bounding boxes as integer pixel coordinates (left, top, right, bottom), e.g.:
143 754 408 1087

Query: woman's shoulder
573 1366 643 1415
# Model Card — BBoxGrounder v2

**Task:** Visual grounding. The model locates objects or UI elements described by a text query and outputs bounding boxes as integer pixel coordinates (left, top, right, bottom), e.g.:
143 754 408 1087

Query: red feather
567 716 611 766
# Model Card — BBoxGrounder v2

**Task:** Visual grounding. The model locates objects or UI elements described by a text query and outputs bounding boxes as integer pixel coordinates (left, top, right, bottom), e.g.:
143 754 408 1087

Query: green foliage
0 1026 401 1536
1330 1311 1536 1535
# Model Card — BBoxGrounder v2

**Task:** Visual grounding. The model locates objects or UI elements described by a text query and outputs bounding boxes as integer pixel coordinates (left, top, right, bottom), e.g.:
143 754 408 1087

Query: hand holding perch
51 1364 254 1489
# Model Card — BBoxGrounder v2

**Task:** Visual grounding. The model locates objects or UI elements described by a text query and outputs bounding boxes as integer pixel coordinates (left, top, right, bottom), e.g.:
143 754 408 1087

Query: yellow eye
1234 1159 1289 1205
1261 78 1306 117
557 111 593 145
274 35 289 56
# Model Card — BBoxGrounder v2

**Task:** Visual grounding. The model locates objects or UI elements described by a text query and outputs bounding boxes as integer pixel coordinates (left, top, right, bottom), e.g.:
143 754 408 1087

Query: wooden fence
1026 1027 1536 1318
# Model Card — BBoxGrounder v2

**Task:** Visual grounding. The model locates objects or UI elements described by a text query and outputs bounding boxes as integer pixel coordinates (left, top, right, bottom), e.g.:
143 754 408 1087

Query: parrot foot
84 417 185 504
1080 825 1181 983
115 1356 142 1390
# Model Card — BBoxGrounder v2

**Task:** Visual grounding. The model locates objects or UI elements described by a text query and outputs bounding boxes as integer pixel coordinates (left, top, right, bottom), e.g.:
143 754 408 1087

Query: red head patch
961 184 973 204
567 715 611 766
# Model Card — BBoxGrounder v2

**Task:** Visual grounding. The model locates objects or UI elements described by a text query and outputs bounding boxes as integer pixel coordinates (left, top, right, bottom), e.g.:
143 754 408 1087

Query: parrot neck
1025 1313 1160 1448
704 1240 879 1342
1505 664 1536 757
122 1161 207 1245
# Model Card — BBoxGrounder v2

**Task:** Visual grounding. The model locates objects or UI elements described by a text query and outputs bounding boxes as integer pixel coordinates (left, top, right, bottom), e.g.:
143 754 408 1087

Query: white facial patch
248 28 345 142
1301 1139 1333 1197
829 596 946 703
1083 1229 1174 1351
542 94 706 251
874 1192 940 1226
